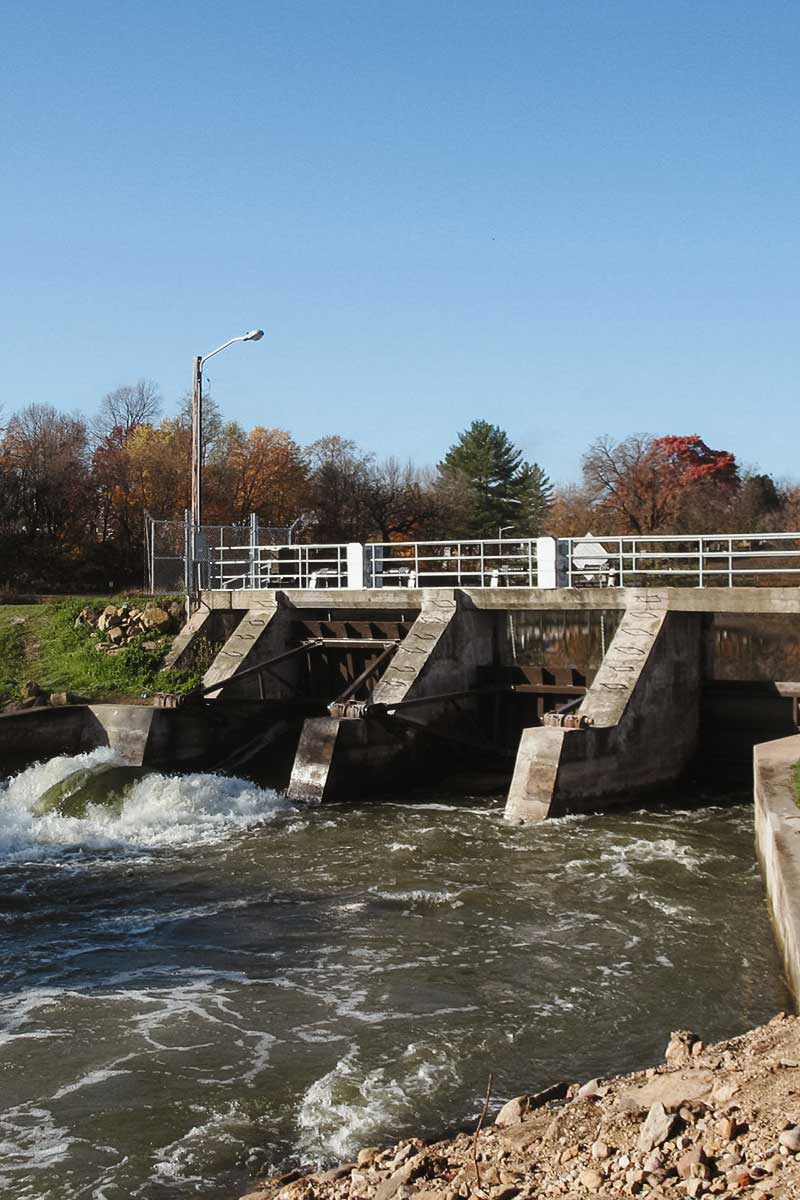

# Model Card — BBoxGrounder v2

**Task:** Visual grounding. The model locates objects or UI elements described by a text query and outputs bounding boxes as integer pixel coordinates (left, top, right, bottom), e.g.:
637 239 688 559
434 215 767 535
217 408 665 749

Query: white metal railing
365 538 540 588
210 542 351 590
200 532 800 591
559 532 800 588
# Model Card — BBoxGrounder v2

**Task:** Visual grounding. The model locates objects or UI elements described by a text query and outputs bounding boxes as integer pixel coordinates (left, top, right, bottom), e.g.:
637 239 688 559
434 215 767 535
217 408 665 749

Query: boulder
638 1101 677 1152
495 1096 529 1127
142 605 171 632
665 1030 700 1064
779 1126 800 1153
98 606 121 632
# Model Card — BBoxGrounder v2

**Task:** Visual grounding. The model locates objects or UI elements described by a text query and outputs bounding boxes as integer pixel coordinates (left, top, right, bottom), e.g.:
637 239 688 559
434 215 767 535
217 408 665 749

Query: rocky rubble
240 1015 800 1200
75 600 183 655
2 680 86 711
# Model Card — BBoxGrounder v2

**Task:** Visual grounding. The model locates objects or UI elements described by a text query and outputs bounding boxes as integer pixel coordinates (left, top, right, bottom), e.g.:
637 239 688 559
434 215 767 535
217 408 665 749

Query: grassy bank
0 598 203 704
794 761 800 806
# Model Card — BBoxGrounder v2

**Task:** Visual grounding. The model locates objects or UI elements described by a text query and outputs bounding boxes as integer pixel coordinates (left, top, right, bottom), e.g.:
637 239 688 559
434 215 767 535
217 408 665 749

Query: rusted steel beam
302 638 398 648
367 686 509 715
192 639 325 700
329 641 400 710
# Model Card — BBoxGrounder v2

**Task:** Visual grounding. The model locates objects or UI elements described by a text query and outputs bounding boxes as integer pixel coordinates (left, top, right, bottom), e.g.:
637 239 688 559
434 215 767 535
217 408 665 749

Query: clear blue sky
3 1 799 484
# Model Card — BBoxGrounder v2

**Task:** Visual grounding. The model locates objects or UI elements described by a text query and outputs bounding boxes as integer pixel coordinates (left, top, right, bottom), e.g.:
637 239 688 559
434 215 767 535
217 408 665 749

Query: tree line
0 379 796 591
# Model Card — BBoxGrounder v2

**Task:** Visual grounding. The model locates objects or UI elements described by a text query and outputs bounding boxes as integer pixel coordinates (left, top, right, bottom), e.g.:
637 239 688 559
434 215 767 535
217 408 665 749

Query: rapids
0 751 789 1199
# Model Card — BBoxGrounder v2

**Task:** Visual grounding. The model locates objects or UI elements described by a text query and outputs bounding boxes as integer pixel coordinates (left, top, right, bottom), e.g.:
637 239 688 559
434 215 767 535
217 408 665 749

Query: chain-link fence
145 514 296 593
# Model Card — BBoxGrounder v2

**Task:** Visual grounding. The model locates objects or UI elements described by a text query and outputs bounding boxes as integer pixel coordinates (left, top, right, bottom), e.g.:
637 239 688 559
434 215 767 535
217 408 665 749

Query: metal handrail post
698 537 703 588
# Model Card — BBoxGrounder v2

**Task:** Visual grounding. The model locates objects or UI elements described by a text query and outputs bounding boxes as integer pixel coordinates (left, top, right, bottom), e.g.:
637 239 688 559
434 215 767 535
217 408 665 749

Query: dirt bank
242 1014 800 1200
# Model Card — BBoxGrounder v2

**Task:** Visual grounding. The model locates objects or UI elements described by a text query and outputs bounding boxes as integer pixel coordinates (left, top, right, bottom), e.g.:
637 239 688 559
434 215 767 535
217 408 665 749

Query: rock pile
2 681 85 712
239 1015 800 1200
75 600 183 655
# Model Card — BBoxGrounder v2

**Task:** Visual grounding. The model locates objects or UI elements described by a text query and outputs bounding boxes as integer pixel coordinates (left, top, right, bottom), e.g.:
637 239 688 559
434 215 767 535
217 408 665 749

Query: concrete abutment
504 594 704 820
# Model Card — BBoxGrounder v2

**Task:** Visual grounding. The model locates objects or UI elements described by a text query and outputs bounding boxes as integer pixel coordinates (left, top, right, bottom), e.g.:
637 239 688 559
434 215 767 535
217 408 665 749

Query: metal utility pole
188 330 264 595
191 354 203 529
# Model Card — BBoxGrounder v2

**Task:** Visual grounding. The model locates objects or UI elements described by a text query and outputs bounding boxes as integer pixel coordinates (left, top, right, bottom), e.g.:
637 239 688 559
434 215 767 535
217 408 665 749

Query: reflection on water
0 753 789 1199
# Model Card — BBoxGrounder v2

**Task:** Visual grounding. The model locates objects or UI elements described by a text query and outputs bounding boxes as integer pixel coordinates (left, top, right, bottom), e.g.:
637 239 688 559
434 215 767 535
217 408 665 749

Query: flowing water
0 749 789 1200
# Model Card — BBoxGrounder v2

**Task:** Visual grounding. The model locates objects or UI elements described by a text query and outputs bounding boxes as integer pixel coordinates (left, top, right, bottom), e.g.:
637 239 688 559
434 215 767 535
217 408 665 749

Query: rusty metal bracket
542 711 594 729
329 699 369 718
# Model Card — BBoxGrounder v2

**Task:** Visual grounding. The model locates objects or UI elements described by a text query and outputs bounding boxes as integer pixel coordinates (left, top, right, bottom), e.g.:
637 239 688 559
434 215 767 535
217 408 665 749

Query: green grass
793 762 800 807
0 597 203 703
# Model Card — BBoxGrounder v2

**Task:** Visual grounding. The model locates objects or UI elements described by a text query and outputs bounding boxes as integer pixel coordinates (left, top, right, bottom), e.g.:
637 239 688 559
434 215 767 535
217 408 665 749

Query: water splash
0 749 293 861
296 1044 460 1164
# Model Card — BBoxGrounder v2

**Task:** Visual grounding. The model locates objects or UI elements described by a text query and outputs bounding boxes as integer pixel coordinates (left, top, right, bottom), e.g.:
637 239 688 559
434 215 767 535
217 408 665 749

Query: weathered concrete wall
287 592 499 803
201 600 297 700
705 613 800 682
754 734 800 1004
202 585 800 616
505 592 704 821
0 704 266 772
163 607 243 671
0 705 89 763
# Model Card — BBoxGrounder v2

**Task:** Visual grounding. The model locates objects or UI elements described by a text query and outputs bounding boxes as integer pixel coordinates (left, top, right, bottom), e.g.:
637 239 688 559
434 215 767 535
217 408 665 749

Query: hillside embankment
243 1017 800 1200
0 596 199 705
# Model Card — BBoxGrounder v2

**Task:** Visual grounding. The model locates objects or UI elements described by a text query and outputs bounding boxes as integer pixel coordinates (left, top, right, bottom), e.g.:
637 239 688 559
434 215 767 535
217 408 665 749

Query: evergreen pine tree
516 462 554 535
439 419 551 537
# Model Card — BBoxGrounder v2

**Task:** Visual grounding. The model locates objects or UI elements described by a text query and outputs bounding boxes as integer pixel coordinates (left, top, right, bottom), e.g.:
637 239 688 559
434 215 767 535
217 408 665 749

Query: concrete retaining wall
754 734 800 1004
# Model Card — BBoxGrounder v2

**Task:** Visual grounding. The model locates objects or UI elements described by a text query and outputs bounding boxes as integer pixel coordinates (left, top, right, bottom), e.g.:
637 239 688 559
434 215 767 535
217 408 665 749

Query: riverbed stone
495 1097 529 1127
374 1153 429 1200
666 1031 700 1064
621 1070 715 1112
578 1168 604 1192
639 1102 677 1153
778 1126 800 1153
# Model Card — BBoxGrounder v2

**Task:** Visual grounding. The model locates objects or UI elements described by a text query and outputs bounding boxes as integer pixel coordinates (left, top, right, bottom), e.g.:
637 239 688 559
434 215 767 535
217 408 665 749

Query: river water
0 749 789 1200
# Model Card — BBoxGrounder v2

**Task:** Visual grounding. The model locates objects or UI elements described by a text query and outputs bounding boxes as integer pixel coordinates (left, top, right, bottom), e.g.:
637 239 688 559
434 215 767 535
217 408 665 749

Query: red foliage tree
582 434 740 534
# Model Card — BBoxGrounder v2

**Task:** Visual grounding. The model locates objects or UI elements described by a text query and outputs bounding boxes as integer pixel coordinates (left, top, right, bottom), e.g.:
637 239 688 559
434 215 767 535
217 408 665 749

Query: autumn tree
2 405 91 543
91 379 161 444
305 436 374 542
582 434 740 534
205 425 309 527
547 483 599 537
362 458 436 541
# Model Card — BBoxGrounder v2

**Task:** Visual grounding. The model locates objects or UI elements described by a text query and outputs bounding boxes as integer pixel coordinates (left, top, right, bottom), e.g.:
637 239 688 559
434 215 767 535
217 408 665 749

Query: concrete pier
505 592 703 820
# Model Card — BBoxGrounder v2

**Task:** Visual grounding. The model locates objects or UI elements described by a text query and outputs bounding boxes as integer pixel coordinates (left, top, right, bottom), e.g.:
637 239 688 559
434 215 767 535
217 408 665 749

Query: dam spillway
2 568 798 816
155 583 800 816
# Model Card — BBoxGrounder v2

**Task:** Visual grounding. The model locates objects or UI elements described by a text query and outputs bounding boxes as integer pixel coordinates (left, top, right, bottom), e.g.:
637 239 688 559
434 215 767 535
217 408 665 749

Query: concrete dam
144 579 799 820
5 530 800 819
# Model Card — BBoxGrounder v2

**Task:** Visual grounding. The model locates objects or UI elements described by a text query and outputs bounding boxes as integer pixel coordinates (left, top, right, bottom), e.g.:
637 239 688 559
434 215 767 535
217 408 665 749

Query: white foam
296 1044 459 1165
0 1104 74 1180
599 837 710 875
0 749 294 861
371 888 464 908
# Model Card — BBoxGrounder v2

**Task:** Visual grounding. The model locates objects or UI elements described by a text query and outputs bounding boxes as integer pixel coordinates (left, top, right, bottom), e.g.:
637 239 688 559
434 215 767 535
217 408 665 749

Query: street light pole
190 354 203 530
189 329 263 594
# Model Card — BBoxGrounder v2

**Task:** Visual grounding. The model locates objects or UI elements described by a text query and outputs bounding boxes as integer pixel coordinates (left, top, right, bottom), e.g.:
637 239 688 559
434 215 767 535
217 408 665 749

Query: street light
191 329 264 532
188 329 263 596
